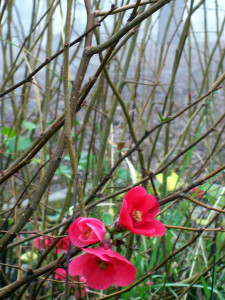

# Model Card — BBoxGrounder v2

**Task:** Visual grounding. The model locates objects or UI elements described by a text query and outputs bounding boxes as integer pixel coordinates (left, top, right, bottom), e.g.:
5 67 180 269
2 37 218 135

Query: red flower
56 236 70 253
146 280 154 286
34 236 53 250
191 187 204 199
118 186 165 237
68 246 136 290
69 217 106 247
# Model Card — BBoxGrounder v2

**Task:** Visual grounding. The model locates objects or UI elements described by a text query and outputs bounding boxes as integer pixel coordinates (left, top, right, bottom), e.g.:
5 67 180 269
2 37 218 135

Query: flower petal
86 219 106 242
112 257 136 286
83 257 115 290
103 249 137 286
132 218 165 237
69 254 91 276
82 247 110 261
142 194 160 216
124 186 146 205
119 197 134 231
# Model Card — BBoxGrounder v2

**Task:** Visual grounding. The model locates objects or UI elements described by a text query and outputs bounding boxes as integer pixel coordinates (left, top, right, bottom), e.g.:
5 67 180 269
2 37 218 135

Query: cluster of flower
34 186 165 290
34 235 70 253
54 268 87 299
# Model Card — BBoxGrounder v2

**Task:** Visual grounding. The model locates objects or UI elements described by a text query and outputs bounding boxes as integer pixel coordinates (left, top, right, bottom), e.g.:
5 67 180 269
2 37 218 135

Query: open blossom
190 187 204 199
34 236 53 250
118 186 165 237
55 236 70 253
69 217 106 247
68 246 136 290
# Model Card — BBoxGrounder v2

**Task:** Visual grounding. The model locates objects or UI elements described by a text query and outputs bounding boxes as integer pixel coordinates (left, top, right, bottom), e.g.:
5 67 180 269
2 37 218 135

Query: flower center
131 210 142 222
95 259 108 270
84 227 92 238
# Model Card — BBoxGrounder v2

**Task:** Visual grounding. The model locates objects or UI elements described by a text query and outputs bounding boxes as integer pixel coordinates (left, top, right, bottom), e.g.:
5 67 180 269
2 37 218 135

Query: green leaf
47 119 54 125
22 121 38 131
117 168 129 181
63 155 70 161
102 212 114 226
56 165 72 178
157 113 171 122
48 214 60 222
1 127 16 137
158 113 163 122
78 151 96 170
8 136 32 152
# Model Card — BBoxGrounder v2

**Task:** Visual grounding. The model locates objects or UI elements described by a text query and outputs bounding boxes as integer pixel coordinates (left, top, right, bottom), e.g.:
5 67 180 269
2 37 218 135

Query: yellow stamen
84 227 92 238
131 210 142 222
95 259 108 270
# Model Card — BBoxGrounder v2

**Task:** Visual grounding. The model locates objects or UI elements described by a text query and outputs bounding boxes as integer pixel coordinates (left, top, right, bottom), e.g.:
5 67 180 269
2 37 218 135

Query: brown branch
84 90 225 205
165 225 225 232
160 164 225 206
94 0 157 17
0 5 116 98
181 195 225 214
0 249 80 298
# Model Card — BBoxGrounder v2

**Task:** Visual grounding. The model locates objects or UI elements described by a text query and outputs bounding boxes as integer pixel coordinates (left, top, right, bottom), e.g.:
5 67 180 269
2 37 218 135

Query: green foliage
102 212 114 226
55 164 72 178
7 136 32 152
78 151 96 170
21 121 39 131
1 127 16 137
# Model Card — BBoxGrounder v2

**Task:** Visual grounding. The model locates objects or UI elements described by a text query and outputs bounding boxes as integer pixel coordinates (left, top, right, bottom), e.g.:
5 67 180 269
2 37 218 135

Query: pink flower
69 217 106 247
55 268 66 281
118 186 165 237
34 236 53 250
54 268 87 298
68 246 136 290
190 187 204 199
56 236 70 253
